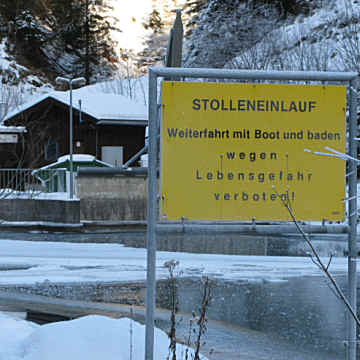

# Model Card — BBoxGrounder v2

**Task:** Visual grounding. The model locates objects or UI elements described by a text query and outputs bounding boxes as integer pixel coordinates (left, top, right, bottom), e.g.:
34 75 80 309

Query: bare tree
100 71 147 105
337 0 360 72
164 259 181 360
0 76 25 120
277 188 360 327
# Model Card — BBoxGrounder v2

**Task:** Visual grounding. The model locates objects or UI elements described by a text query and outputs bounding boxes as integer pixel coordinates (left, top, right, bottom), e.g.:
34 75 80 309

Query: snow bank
0 313 207 360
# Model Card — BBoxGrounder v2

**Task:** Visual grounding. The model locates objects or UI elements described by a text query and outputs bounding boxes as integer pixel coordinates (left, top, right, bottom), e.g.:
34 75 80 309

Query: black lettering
202 99 209 110
271 101 279 112
298 102 307 112
221 99 228 111
281 101 288 112
238 99 246 111
254 129 261 138
309 101 317 112
289 101 297 112
192 99 200 110
167 128 178 137
257 100 264 111
210 99 220 110
247 100 256 111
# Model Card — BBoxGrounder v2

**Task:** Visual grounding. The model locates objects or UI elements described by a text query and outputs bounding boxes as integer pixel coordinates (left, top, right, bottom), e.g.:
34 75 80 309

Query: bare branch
277 191 360 327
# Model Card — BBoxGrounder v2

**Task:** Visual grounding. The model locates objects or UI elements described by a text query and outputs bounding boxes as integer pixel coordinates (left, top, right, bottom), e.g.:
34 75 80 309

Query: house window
44 139 58 161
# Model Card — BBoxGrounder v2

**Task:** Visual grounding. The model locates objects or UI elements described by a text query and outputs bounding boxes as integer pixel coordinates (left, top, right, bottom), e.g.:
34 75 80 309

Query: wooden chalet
3 88 148 168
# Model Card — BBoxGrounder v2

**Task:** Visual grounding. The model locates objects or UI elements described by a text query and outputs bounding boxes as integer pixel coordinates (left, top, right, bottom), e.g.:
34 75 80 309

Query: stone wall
0 199 79 223
77 172 147 221
0 275 351 356
0 279 170 307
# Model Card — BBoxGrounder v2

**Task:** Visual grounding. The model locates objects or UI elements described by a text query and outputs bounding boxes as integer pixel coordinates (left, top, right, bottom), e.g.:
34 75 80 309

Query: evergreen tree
142 9 164 34
49 0 119 83
77 0 119 83
0 0 50 22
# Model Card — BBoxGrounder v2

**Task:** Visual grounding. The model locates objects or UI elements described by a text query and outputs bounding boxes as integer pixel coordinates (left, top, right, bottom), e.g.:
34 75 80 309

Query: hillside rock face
183 0 360 73
184 0 284 68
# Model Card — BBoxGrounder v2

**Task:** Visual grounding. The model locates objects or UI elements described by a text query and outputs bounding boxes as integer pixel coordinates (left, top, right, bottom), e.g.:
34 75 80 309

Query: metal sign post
145 67 358 360
145 70 159 360
347 77 358 360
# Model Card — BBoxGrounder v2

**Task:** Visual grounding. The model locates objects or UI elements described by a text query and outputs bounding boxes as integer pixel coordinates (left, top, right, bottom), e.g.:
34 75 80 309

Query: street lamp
55 76 86 199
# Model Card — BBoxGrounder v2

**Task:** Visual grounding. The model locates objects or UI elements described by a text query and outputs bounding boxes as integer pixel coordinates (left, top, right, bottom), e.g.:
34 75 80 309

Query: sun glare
113 0 152 52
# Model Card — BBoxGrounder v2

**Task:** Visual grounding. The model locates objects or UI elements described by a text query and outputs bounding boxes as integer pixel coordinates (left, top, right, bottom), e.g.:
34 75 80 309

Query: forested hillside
0 0 359 116
0 0 118 85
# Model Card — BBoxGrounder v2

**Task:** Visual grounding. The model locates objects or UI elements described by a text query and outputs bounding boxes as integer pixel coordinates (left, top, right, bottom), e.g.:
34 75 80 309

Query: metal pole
69 81 74 199
145 69 158 360
56 76 85 198
347 77 358 360
152 67 357 82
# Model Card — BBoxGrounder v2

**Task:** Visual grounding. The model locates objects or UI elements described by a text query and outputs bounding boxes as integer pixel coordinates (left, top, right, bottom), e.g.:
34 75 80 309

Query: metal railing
0 168 67 199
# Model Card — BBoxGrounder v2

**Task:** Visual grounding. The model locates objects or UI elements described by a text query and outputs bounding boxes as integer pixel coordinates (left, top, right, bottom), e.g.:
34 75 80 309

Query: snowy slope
1 0 359 121
0 38 53 120
184 0 360 73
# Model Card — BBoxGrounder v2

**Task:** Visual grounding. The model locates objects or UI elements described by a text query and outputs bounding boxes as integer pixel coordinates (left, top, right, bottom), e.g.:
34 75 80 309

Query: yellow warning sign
160 81 346 221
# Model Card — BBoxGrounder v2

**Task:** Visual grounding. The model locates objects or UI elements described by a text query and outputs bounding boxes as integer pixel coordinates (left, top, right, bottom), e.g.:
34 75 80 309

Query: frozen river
0 232 354 359
0 233 350 285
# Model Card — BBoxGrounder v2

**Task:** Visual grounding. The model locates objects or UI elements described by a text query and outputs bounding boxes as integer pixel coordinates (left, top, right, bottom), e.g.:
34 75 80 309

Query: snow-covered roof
58 154 95 162
37 154 113 170
0 125 26 133
4 86 148 125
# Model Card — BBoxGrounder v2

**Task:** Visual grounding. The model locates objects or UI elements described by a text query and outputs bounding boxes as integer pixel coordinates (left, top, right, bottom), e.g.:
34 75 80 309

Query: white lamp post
55 76 86 199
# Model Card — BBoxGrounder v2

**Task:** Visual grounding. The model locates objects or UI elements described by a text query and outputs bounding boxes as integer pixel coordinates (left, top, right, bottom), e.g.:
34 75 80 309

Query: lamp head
72 77 86 87
55 76 70 85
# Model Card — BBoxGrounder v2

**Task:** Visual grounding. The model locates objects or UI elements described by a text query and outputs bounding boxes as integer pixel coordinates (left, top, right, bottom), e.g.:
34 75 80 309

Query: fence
0 168 67 199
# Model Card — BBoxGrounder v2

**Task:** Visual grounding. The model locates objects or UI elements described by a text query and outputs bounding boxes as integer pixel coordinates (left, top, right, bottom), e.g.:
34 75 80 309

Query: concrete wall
0 199 79 223
77 173 147 221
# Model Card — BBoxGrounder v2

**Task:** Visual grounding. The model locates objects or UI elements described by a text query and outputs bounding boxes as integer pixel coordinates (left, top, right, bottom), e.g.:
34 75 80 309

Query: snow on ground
0 312 206 360
0 239 349 286
0 190 73 201
0 238 349 359
0 239 221 360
